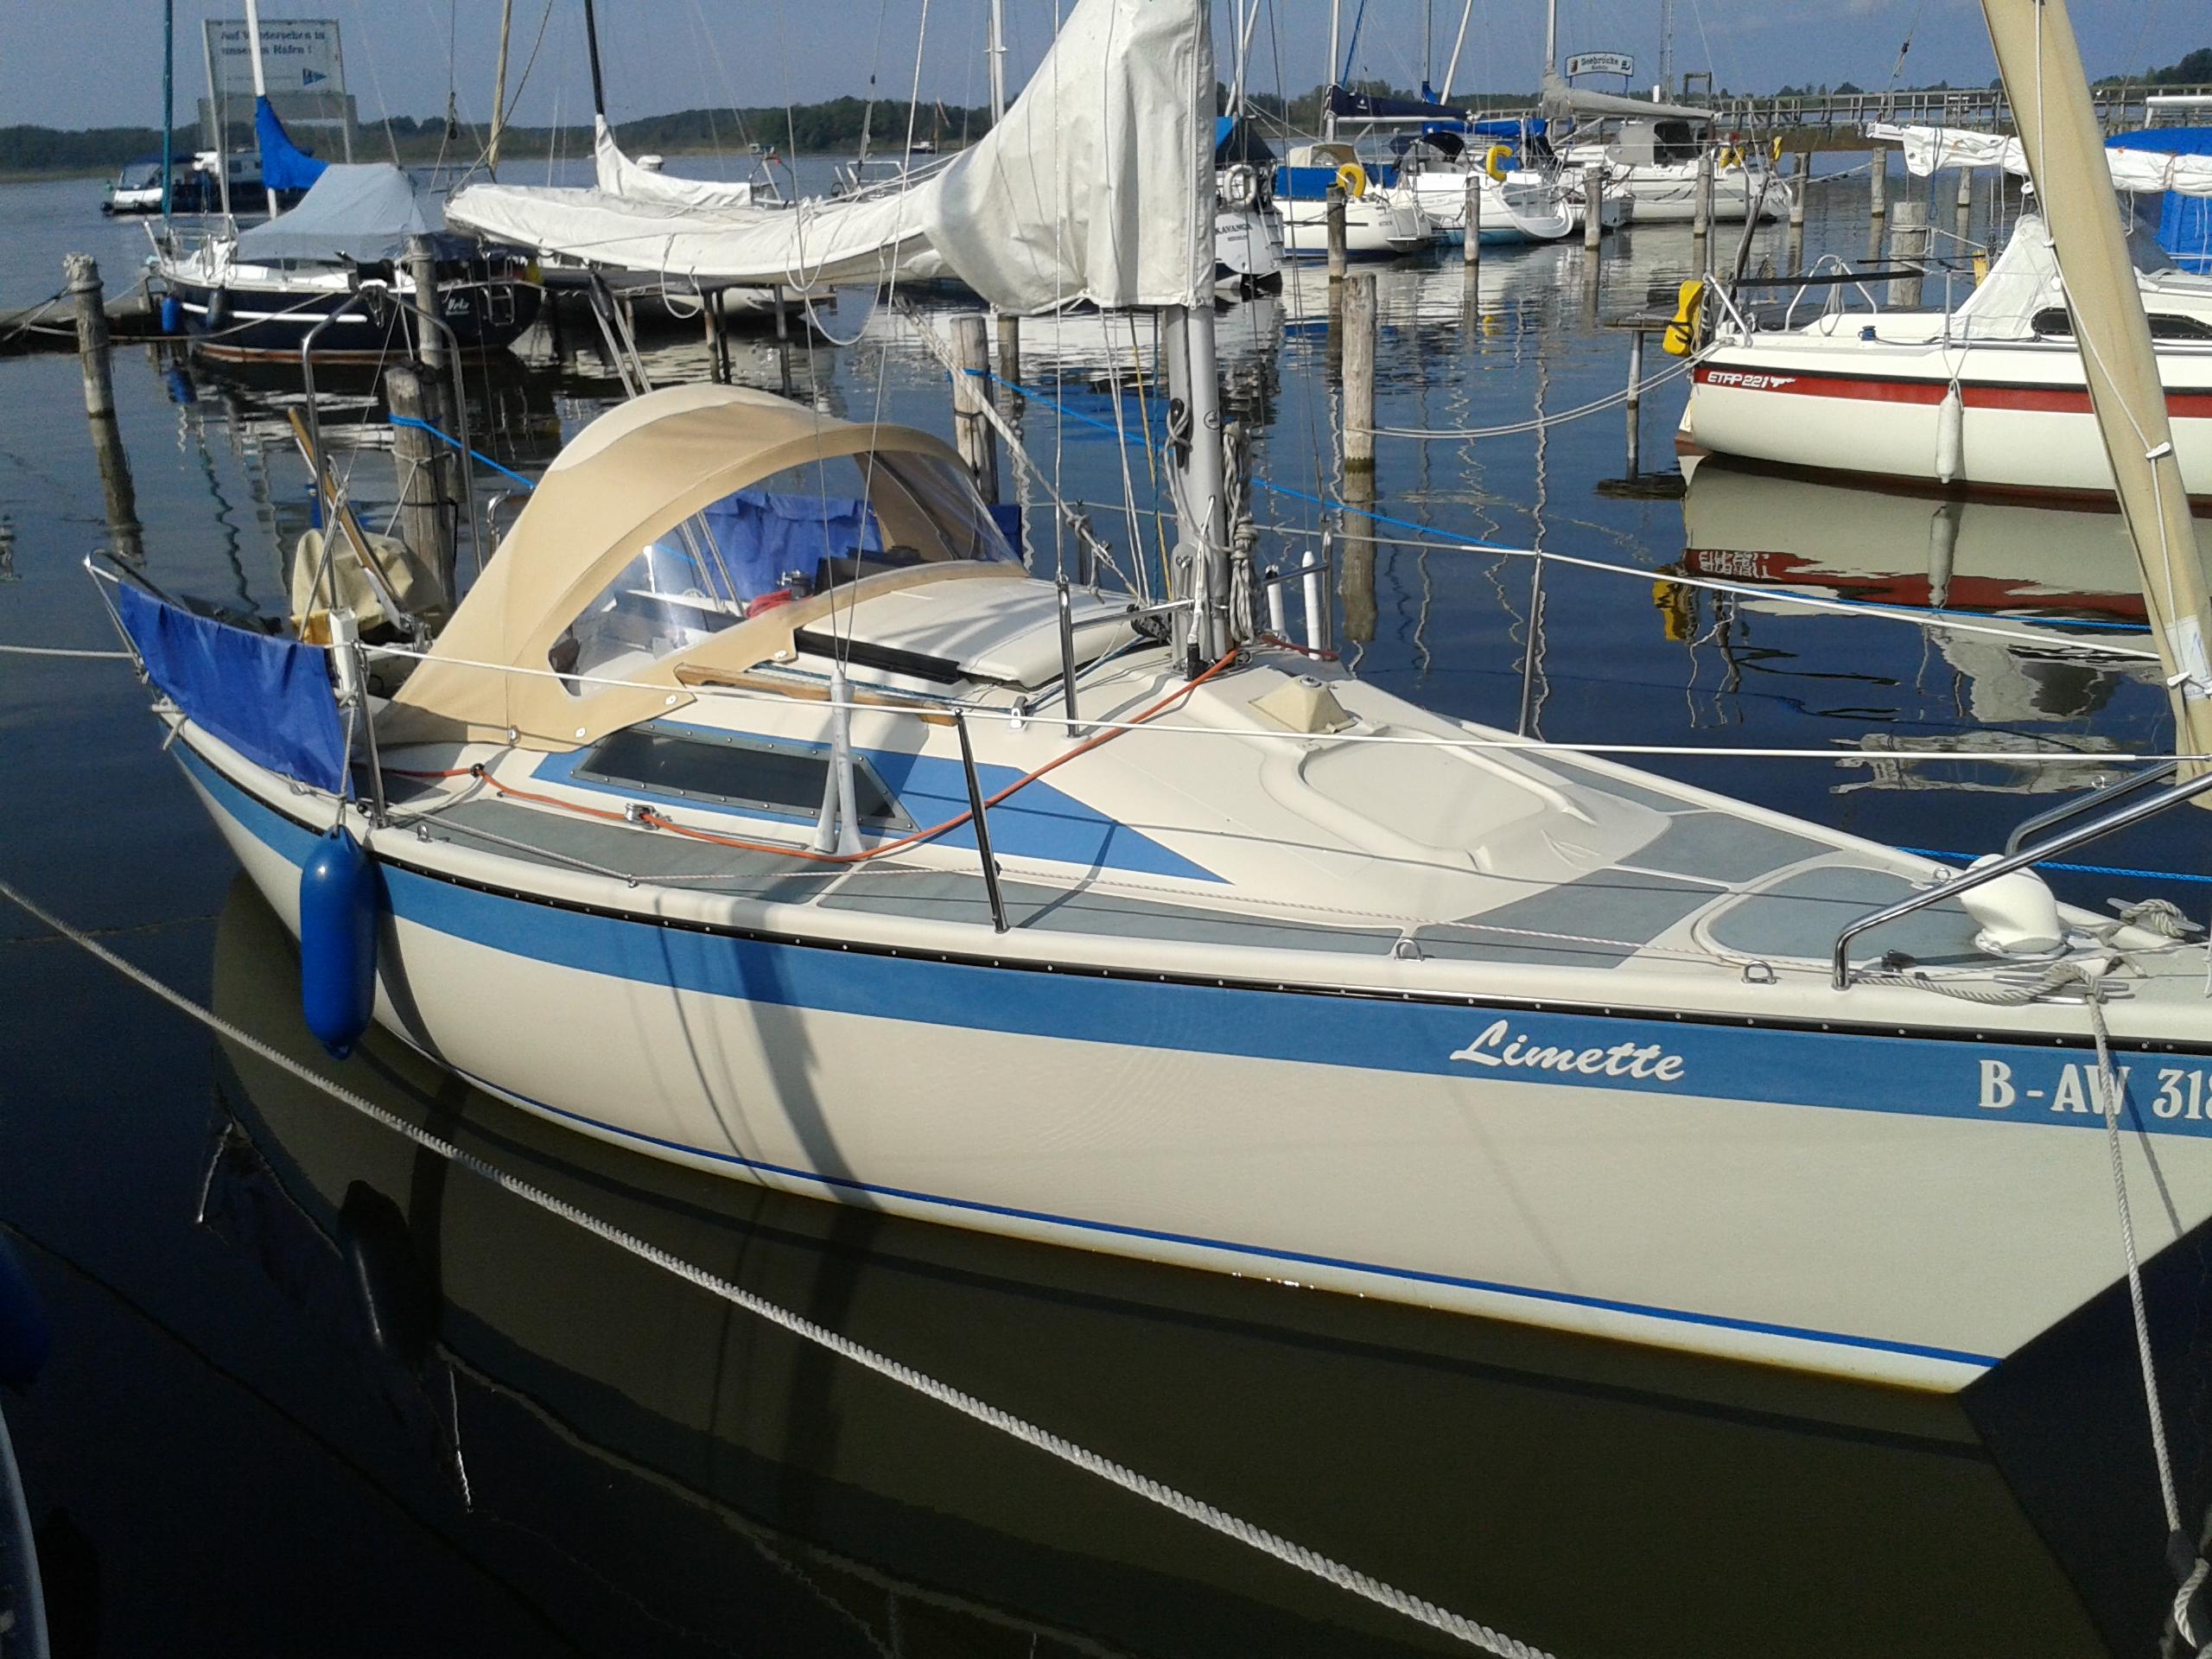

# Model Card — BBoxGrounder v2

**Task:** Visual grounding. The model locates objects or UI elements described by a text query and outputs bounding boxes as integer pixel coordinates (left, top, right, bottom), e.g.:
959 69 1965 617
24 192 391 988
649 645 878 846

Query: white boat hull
175 725 2212 1396
1681 335 2212 500
1277 193 1432 259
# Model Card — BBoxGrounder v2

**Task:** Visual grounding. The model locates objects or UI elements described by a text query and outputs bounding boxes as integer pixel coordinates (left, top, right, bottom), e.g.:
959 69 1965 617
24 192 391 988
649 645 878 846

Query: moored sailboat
94 0 2212 1411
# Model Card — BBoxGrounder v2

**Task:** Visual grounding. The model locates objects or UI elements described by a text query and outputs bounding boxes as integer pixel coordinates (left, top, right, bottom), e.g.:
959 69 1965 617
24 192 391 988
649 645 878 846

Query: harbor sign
1565 52 1635 80
205 17 345 95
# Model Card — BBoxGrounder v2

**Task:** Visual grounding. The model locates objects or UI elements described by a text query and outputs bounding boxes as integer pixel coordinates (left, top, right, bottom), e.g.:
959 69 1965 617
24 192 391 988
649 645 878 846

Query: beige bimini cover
378 384 1016 750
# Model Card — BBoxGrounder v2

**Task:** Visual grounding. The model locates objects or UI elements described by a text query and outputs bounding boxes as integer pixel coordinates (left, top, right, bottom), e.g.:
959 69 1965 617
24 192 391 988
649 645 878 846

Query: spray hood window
550 451 1015 690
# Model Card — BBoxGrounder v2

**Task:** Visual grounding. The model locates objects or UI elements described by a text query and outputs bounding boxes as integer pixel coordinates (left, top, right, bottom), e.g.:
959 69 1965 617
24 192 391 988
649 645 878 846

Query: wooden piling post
65 254 116 419
1788 150 1807 230
950 313 1000 502
702 290 727 384
1869 144 1888 219
1462 170 1480 270
1343 272 1376 479
1624 327 1644 477
1583 164 1605 254
1955 164 1974 241
1888 200 1928 308
386 363 455 608
67 256 141 561
1692 149 1713 243
1325 185 1349 283
996 311 1021 391
404 234 447 376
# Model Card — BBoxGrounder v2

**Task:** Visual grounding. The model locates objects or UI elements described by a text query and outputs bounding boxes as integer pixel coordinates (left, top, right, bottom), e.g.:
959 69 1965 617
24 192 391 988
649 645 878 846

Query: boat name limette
1450 1019 1688 1082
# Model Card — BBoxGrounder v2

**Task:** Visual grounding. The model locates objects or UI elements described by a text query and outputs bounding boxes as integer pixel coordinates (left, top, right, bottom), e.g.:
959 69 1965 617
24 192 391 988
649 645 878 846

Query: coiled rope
0 875 1557 1659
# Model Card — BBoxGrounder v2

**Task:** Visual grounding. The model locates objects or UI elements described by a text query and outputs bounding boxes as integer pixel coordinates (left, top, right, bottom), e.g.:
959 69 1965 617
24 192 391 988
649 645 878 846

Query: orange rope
386 651 1242 868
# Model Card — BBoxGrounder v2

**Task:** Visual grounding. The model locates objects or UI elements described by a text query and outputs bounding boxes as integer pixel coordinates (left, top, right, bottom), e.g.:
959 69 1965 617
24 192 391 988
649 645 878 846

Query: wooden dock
1 287 166 358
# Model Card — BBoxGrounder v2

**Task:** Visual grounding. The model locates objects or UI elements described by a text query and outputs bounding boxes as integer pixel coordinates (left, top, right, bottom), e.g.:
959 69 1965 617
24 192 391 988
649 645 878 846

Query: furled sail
1872 122 2212 195
255 96 329 195
1538 72 1713 124
592 117 768 209
446 0 1211 311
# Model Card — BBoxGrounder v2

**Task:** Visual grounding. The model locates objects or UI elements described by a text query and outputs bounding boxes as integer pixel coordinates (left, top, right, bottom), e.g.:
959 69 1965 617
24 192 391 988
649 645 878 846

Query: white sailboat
102 0 2212 1404
1680 214 2212 499
1541 1 1788 225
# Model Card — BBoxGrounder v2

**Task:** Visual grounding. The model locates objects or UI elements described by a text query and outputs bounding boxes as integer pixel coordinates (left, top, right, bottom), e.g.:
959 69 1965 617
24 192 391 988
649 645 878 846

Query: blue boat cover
116 584 348 792
2107 126 2212 273
256 95 329 195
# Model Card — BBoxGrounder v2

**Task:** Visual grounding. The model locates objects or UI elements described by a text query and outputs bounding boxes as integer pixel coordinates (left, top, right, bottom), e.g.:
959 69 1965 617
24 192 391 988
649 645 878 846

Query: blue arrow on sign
303 68 326 86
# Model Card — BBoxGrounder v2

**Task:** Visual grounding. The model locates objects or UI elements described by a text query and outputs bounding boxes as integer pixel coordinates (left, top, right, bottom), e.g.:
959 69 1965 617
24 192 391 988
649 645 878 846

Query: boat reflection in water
207 876 2159 1658
1672 458 2176 789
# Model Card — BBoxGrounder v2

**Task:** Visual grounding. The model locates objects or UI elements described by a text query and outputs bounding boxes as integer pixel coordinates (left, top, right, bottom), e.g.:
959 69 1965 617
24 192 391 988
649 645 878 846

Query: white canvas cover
447 0 1211 311
1871 123 2212 196
592 116 764 209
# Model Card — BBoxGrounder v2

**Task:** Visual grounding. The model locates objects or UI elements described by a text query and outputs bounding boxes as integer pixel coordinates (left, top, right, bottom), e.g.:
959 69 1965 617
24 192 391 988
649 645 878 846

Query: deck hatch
575 723 908 827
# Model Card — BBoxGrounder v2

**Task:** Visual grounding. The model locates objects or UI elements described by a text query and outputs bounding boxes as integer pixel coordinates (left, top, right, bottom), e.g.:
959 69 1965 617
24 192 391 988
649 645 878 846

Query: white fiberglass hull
176 722 2212 1396
1681 334 2212 500
1587 162 1787 224
1277 194 1432 259
1404 170 1580 243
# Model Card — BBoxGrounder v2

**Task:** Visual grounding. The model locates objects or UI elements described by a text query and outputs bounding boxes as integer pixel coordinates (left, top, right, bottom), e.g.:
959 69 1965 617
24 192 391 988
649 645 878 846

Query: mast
1423 0 1432 91
242 0 276 219
161 0 175 220
201 22 232 221
582 0 607 121
1542 0 1557 82
1170 0 1228 660
1325 0 1341 138
988 0 1007 124
1440 0 1475 105
1977 0 2212 774
488 0 515 173
1657 0 1674 98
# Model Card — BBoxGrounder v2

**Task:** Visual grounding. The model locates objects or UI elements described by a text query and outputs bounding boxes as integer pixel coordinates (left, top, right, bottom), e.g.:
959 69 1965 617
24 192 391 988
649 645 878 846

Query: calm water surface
0 160 2205 1656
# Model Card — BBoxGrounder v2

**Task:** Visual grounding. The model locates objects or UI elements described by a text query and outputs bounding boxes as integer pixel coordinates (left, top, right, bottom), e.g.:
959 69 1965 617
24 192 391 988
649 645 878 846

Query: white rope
1369 349 1712 442
0 873 1555 1659
0 643 134 659
2086 988 2186 1535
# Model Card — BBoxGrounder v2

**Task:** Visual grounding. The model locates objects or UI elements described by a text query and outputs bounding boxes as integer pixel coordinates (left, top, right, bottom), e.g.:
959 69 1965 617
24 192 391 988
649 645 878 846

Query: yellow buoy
1483 143 1512 182
1662 278 1704 357
1335 161 1369 200
1769 136 1783 165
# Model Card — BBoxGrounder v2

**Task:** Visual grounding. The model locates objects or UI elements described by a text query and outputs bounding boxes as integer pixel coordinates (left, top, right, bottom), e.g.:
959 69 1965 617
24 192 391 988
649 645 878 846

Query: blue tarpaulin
255 95 329 196
2108 126 2212 274
116 584 348 792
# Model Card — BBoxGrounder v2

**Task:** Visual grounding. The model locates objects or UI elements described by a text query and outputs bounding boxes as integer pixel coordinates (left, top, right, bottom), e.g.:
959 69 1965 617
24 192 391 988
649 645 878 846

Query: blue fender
299 825 379 1058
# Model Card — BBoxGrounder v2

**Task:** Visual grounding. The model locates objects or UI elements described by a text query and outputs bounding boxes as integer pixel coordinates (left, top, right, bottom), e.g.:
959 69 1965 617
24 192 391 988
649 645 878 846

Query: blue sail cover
116 585 347 792
2109 127 2212 274
1327 85 1466 122
256 95 329 195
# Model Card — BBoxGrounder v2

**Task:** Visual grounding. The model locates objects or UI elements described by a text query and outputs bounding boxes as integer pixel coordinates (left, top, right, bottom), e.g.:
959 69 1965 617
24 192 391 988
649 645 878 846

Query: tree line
6 45 2205 177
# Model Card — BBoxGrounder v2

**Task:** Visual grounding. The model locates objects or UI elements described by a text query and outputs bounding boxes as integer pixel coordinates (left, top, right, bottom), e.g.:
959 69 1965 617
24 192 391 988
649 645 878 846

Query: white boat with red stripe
1678 215 2212 503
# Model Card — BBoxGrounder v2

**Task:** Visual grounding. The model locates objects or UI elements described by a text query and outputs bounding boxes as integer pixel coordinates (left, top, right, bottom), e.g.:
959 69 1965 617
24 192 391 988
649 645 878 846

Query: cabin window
1653 121 1700 167
575 723 907 825
548 450 1014 691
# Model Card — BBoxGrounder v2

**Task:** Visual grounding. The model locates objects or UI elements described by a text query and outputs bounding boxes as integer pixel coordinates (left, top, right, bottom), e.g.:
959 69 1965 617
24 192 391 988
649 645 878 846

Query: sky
2 0 2202 131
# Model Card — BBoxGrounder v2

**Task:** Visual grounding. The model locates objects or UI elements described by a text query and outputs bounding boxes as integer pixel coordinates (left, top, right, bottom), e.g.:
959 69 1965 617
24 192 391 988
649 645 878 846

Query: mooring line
0 873 1557 1659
